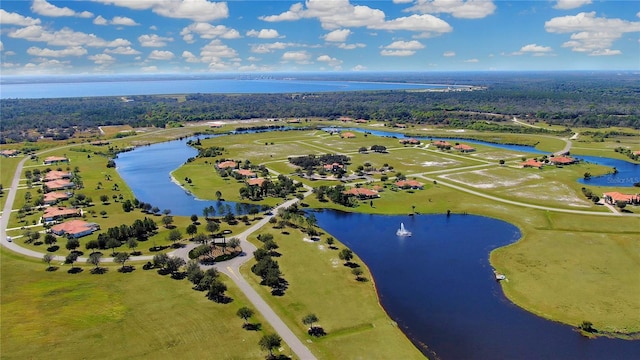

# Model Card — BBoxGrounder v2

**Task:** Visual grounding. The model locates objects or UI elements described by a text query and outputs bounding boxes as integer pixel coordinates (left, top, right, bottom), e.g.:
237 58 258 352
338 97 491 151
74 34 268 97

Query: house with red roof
42 206 81 222
394 124 407 128
43 156 69 165
1 149 19 157
633 151 640 156
454 144 475 152
44 179 75 191
43 191 71 205
355 119 368 123
399 138 421 145
432 140 452 150
44 170 72 181
342 187 380 199
395 180 424 189
51 220 100 238
341 132 356 138
549 156 576 165
323 163 345 172
339 116 353 122
236 169 257 178
521 159 543 168
603 192 640 206
216 160 237 169
247 178 266 187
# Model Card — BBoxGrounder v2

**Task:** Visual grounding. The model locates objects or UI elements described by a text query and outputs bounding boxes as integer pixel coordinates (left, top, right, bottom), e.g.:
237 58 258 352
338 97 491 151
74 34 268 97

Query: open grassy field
0 249 287 360
240 226 425 360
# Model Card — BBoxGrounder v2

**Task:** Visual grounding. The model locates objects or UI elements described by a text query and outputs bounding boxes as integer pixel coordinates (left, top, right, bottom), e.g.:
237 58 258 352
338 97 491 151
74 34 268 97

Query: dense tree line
2 73 638 143
288 154 350 170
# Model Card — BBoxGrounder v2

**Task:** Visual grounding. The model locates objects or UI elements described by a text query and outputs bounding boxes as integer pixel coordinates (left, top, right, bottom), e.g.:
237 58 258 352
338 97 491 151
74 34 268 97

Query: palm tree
302 313 319 331
258 334 281 359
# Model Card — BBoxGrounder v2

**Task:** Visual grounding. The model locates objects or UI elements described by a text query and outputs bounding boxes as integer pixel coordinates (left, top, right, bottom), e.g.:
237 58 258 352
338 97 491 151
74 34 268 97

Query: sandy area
440 169 542 189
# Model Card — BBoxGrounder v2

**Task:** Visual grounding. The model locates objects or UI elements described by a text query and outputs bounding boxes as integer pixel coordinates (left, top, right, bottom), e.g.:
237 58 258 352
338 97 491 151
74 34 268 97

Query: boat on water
396 223 412 237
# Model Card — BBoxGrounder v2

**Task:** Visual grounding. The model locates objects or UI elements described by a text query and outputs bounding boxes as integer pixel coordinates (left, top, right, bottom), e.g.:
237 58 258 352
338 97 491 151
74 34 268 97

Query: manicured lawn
241 226 426 360
0 249 286 360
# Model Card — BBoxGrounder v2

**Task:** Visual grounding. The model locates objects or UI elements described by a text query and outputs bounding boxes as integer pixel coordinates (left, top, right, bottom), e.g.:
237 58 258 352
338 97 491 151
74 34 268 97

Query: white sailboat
396 222 412 237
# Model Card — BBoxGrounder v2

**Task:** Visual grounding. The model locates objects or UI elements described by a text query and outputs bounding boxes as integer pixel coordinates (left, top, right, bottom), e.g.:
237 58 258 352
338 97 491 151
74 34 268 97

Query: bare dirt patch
440 168 542 189
500 181 592 208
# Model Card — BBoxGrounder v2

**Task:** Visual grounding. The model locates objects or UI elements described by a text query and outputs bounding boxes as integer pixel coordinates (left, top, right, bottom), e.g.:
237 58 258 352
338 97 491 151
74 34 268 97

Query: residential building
342 187 380 199
395 180 424 189
43 156 69 165
603 192 640 205
454 144 475 152
43 206 81 222
51 220 100 238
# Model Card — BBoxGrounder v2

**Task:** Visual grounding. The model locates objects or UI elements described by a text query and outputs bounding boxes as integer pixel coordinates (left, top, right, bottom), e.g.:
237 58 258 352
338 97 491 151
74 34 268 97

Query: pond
115 137 270 216
312 211 640 359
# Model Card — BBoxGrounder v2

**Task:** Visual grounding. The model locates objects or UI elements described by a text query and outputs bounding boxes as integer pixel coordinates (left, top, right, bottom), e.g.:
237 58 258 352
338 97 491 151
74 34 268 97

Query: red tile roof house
216 160 237 169
355 119 368 123
247 178 266 186
521 159 544 168
51 220 100 238
323 163 345 172
0 149 19 157
454 144 475 152
236 169 257 178
44 179 75 191
341 132 356 138
42 206 82 223
43 191 71 205
339 116 353 122
43 156 69 165
44 170 73 181
342 187 380 199
634 151 640 156
432 140 452 150
395 180 424 190
399 138 421 145
549 156 576 165
603 192 640 206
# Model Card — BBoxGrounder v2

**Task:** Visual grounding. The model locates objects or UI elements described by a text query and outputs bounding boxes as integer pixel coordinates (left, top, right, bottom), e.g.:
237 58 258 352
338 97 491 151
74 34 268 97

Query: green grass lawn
240 226 425 360
0 249 287 360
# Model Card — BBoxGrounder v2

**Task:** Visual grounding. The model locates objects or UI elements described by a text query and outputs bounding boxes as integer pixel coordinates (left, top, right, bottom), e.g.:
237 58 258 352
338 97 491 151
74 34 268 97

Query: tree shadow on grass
117 265 135 273
45 266 59 272
343 262 360 268
171 271 186 280
356 277 369 282
47 245 60 252
67 267 83 274
243 323 262 331
90 267 108 274
308 326 327 337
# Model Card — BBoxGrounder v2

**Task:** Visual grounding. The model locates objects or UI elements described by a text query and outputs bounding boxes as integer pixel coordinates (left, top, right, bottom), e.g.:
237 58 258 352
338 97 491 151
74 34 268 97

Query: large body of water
115 130 639 359
0 78 455 99
313 211 640 359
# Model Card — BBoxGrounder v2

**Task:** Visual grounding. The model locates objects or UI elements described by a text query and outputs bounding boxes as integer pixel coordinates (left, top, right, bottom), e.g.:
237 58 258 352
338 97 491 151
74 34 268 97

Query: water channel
115 130 640 359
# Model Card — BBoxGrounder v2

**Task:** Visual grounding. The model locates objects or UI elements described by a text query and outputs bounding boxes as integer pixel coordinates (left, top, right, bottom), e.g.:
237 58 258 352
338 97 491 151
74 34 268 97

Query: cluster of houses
216 160 267 187
342 179 424 200
430 140 476 152
521 156 576 168
1 149 20 157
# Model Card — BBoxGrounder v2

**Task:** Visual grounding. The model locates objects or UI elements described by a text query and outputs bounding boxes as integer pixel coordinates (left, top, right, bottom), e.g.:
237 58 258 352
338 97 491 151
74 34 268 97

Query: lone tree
114 252 130 270
43 253 54 269
186 224 198 239
228 237 240 250
87 252 103 272
339 248 353 264
302 313 319 330
352 267 364 281
236 306 254 327
65 252 78 268
190 214 199 223
206 220 220 239
258 334 282 359
207 279 228 302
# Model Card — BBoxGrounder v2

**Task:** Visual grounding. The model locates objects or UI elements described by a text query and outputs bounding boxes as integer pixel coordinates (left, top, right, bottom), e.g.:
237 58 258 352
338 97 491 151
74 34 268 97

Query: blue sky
1 0 639 75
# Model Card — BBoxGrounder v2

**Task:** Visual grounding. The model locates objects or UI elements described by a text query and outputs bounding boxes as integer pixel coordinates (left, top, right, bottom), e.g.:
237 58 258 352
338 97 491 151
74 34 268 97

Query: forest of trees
2 73 638 143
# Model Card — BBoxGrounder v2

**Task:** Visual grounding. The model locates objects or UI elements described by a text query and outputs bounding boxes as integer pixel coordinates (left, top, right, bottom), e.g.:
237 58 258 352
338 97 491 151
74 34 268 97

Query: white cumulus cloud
0 10 42 26
138 34 173 47
9 25 131 48
111 16 140 26
250 42 291 54
282 50 311 63
545 12 640 55
95 0 229 22
148 50 175 60
88 53 116 64
31 0 93 18
407 0 496 19
104 46 141 55
246 29 281 39
323 29 351 42
554 0 592 10
27 46 87 58
181 23 241 43
317 54 343 67
443 51 456 57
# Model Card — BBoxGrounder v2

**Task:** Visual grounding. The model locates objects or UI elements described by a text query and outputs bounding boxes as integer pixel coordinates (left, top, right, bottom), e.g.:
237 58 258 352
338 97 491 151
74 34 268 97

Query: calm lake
115 131 639 359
